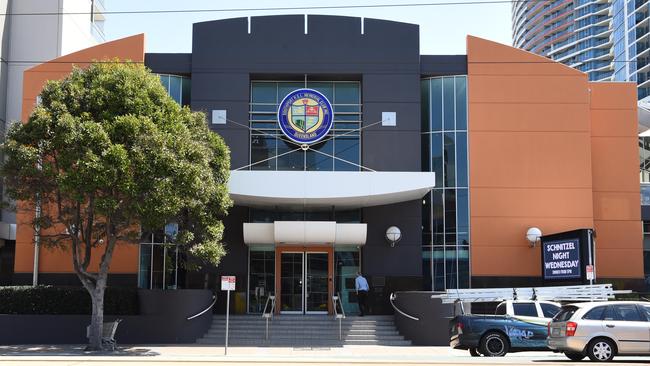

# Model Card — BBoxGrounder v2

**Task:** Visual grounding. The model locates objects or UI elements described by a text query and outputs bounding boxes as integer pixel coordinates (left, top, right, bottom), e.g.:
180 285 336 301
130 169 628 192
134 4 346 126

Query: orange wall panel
469 103 590 132
14 35 145 277
469 132 593 188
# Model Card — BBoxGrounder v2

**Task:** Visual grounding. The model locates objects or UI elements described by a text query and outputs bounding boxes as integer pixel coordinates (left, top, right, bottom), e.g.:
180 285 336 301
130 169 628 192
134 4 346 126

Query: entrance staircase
196 315 412 346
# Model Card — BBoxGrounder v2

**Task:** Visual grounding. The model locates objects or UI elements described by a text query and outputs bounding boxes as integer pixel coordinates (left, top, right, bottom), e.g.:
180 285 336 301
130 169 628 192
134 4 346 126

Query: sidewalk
0 344 588 364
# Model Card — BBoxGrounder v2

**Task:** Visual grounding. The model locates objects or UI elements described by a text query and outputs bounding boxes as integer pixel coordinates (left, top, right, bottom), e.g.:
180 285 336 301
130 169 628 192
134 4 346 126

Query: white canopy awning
243 221 367 246
228 171 435 209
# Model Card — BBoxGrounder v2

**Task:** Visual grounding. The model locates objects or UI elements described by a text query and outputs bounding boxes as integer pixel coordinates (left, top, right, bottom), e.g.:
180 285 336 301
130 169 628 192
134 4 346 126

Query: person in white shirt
355 272 369 316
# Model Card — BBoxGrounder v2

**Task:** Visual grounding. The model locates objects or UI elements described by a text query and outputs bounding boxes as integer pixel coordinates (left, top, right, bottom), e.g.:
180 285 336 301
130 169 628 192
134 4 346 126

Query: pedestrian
355 272 369 316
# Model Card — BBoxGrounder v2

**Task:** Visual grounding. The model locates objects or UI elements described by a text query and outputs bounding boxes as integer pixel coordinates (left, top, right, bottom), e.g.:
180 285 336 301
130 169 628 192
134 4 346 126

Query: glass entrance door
280 252 304 313
306 252 328 314
278 248 332 314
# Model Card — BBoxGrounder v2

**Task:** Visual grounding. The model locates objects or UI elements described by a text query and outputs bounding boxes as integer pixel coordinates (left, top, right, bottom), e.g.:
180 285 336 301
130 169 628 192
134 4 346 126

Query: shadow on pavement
0 345 159 357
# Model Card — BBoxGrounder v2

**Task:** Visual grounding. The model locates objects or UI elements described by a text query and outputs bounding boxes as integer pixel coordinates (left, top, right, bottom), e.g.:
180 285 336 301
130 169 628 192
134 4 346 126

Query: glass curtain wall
421 76 470 291
249 81 361 171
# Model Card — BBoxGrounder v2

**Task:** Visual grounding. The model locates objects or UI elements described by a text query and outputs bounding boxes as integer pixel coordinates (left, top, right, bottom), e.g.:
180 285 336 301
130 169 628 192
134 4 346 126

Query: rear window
554 306 579 322
541 303 560 318
513 303 538 317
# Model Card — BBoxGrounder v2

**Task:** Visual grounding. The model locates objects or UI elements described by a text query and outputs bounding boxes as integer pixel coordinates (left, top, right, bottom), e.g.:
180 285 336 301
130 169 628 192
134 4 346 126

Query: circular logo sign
278 89 333 144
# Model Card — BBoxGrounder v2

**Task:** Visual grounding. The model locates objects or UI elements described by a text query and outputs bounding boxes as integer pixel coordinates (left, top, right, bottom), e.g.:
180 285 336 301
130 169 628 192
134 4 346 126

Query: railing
261 294 275 340
332 293 345 340
389 293 420 321
186 295 216 320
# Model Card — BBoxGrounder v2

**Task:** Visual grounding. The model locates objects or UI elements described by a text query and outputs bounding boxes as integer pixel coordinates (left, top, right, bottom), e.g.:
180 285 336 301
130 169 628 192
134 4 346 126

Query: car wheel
469 348 481 357
587 338 616 362
564 352 585 361
479 332 509 357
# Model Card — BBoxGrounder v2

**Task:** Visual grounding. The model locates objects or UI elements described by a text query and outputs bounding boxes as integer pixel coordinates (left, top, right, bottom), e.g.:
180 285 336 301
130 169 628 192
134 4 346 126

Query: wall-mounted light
526 227 542 248
386 226 402 248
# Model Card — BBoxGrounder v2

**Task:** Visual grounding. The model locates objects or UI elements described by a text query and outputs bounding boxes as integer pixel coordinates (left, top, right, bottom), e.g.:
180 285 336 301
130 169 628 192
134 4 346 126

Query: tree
1 61 231 350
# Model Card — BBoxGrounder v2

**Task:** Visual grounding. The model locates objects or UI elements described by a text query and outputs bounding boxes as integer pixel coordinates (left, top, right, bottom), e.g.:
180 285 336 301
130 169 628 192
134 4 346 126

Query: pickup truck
449 300 561 357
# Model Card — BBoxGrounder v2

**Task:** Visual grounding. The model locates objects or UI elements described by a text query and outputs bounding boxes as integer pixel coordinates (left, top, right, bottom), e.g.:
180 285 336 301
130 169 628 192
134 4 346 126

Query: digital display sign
542 238 581 280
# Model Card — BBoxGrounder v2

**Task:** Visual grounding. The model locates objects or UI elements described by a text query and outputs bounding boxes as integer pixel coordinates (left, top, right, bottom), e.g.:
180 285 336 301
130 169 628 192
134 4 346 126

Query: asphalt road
1 345 649 365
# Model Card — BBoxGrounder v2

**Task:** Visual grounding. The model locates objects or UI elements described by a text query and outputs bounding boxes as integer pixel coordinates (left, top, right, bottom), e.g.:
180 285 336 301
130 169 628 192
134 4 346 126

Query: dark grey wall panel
362 200 422 277
0 290 213 344
420 55 468 76
145 53 192 75
191 73 250 102
362 131 421 172
392 292 454 345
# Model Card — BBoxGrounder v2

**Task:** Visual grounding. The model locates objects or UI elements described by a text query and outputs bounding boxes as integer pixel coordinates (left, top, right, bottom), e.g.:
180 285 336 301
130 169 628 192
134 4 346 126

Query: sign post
221 275 236 355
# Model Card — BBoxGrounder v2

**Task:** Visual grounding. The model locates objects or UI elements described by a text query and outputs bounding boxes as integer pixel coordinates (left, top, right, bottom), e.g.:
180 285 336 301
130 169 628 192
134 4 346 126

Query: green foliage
0 286 138 315
1 61 232 268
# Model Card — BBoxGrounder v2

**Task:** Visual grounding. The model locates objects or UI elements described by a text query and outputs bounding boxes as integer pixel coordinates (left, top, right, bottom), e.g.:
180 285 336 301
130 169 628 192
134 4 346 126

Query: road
1 345 649 365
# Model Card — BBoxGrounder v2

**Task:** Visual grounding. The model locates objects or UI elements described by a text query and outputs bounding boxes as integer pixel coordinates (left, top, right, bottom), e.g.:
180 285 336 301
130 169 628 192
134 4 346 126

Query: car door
639 304 650 354
603 304 650 354
509 302 548 349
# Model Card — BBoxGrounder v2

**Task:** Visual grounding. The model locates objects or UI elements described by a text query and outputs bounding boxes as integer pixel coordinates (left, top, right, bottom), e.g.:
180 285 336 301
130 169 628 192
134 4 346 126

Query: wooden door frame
275 245 334 315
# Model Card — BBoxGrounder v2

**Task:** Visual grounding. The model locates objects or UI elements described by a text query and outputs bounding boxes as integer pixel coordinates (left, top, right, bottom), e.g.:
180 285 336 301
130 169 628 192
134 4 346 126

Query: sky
104 0 513 55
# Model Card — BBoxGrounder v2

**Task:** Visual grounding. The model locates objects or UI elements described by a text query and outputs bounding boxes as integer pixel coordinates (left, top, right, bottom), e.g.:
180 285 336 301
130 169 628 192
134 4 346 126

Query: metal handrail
261 294 275 340
332 293 345 340
187 295 216 320
389 293 420 321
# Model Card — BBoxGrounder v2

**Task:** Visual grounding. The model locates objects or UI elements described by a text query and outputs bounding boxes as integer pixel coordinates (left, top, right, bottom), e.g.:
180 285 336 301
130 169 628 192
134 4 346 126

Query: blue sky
105 0 513 55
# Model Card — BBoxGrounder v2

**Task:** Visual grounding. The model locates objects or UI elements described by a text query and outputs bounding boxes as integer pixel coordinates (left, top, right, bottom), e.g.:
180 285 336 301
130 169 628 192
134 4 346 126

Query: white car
547 301 650 362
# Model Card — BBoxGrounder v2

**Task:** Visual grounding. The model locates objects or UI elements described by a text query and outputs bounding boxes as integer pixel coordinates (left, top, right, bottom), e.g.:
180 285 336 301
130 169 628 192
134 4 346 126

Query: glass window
541 303 560 318
443 77 455 130
334 249 360 314
456 189 469 235
421 80 430 132
456 132 468 187
306 138 333 171
138 244 152 288
334 135 359 171
251 135 277 170
248 248 275 313
431 133 443 188
513 302 538 317
443 133 456 187
277 139 304 171
307 82 333 101
495 303 507 315
430 78 442 131
181 77 191 106
641 305 650 321
611 304 644 321
455 77 467 130
583 306 607 320
251 83 276 104
277 82 303 100
335 83 360 104
444 190 456 234
422 247 432 291
169 76 182 104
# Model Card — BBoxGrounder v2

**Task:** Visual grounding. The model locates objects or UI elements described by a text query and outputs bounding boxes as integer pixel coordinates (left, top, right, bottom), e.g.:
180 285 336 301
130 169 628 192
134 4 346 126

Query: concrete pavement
1 345 649 365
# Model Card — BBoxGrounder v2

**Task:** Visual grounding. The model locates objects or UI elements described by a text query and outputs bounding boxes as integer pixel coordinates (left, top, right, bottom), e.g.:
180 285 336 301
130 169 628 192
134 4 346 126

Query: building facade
0 0 105 285
9 16 644 314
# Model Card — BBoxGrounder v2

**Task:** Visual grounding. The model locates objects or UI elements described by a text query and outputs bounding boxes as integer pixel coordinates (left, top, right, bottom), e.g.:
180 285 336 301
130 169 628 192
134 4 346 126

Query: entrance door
305 252 328 313
276 247 333 314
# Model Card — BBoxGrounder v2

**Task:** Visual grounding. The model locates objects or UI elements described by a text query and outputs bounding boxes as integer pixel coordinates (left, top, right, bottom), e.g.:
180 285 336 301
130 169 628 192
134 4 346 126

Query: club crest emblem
278 89 333 144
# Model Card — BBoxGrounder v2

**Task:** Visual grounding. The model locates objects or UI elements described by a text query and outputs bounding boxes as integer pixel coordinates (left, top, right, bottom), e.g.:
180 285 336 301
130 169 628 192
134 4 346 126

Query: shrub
0 286 138 315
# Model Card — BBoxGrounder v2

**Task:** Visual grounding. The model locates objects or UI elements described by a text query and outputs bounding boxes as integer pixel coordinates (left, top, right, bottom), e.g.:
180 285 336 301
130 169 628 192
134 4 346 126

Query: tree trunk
87 288 105 351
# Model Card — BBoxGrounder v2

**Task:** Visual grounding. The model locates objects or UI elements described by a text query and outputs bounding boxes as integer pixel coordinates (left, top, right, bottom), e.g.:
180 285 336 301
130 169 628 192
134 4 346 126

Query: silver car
547 301 650 362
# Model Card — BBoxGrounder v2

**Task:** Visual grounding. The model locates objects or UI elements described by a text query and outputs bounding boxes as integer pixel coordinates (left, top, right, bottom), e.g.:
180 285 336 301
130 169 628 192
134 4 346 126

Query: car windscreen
553 305 579 322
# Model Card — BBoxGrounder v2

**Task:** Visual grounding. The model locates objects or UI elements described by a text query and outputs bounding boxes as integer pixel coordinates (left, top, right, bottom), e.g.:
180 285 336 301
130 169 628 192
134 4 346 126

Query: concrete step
196 338 412 346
